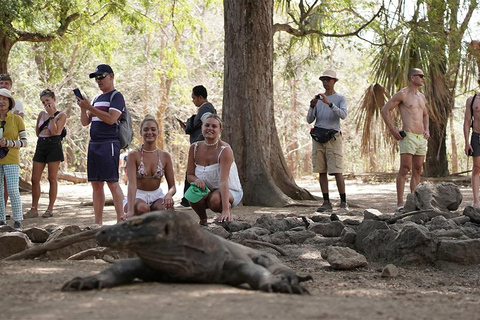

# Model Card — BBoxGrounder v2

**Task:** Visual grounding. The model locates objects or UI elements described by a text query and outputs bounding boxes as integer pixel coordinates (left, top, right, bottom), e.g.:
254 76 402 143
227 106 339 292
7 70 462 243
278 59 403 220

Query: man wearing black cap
76 64 125 224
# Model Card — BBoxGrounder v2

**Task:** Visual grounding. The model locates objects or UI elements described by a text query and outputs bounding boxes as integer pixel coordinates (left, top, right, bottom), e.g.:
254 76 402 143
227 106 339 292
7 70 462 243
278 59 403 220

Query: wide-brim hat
89 64 114 78
0 88 15 109
319 69 338 81
185 183 210 203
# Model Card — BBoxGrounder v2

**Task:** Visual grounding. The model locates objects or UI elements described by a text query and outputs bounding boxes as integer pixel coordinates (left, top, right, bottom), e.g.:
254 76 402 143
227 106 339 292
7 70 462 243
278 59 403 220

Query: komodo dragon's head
96 210 197 249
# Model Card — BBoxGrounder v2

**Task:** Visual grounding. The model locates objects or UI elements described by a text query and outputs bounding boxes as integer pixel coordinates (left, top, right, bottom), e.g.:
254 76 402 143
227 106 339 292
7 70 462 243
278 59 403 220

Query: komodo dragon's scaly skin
62 210 311 294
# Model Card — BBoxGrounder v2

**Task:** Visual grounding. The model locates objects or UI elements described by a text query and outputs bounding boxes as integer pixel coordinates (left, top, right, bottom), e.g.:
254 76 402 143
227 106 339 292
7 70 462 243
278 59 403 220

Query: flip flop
42 210 53 218
23 210 39 219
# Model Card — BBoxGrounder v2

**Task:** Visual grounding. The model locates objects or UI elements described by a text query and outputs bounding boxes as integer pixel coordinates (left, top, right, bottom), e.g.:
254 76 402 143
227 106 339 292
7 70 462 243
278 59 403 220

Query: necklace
204 139 219 147
141 145 157 153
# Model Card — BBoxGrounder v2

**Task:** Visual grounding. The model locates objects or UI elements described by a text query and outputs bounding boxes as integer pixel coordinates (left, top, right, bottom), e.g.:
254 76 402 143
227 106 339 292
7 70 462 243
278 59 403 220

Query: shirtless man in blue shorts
77 64 125 224
381 68 430 212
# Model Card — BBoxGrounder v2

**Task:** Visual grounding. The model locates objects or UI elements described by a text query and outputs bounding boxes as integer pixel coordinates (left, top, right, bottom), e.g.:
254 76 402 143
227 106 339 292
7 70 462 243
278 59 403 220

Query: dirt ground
2 179 480 320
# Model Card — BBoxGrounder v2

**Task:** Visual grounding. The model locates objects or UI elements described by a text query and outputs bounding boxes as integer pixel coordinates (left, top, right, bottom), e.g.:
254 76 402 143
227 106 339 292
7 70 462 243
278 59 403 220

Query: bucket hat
319 69 338 81
0 88 15 109
184 183 210 203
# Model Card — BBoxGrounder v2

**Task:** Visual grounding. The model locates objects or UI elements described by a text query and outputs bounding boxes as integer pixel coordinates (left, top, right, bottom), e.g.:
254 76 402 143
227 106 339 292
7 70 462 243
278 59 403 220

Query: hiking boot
13 221 22 231
340 202 349 210
316 201 332 212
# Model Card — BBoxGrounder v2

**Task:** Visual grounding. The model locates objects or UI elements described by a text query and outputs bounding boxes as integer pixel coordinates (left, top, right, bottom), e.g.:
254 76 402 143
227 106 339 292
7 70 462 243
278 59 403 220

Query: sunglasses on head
95 73 109 81
414 74 425 78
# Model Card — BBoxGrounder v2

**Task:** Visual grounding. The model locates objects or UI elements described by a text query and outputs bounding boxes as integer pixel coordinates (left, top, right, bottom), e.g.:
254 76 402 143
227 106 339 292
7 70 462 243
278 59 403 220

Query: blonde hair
202 114 222 129
140 115 159 132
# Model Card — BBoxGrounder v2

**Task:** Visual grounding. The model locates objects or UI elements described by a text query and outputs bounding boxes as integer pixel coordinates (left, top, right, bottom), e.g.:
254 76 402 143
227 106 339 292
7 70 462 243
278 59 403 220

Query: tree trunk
223 0 314 206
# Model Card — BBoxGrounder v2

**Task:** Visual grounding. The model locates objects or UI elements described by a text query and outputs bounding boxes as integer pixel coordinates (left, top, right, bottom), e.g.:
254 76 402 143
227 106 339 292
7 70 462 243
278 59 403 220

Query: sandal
23 209 39 219
199 219 208 226
42 210 54 218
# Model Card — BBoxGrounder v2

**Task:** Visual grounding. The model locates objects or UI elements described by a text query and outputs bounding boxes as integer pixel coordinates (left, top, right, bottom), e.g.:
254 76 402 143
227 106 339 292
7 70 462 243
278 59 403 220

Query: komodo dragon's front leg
62 258 149 291
221 259 309 294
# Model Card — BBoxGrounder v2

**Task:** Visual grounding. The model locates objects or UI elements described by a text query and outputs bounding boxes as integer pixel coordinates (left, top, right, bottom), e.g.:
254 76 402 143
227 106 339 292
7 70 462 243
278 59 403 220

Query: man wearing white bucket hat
306 69 348 213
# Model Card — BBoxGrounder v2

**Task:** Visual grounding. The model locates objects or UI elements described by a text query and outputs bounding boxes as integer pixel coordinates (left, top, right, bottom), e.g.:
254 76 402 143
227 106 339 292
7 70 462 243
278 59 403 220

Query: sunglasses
0 121 5 129
95 73 109 81
414 74 425 78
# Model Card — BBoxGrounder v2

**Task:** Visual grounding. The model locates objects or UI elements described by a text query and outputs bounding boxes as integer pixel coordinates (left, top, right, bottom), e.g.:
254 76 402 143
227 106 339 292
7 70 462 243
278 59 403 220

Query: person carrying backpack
76 64 125 225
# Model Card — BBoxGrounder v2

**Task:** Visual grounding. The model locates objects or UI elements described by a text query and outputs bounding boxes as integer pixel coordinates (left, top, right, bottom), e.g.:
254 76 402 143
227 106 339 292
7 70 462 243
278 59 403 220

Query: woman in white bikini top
186 114 243 225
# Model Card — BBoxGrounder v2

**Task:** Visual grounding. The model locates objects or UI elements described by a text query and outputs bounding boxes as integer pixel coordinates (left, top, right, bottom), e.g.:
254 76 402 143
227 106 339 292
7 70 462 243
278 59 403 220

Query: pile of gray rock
2 182 479 270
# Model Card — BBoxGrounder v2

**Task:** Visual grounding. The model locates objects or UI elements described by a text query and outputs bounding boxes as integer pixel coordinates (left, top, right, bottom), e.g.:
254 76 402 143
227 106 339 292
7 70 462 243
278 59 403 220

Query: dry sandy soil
1 179 480 320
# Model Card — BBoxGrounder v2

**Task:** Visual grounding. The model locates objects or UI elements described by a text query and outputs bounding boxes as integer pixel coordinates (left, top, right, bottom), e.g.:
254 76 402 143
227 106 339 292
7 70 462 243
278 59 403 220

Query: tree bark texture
222 0 314 206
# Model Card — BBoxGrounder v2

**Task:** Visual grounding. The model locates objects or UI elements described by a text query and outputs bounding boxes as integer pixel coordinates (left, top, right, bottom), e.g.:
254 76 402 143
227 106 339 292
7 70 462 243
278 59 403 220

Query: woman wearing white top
186 114 243 225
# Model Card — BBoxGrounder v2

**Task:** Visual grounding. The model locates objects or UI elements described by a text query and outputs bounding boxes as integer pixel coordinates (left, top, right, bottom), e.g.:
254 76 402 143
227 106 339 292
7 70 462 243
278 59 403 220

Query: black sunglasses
95 73 109 81
414 74 425 78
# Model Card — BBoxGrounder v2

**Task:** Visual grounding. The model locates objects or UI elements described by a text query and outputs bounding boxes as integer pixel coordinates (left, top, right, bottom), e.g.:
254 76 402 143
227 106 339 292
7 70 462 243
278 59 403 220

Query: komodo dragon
62 210 311 294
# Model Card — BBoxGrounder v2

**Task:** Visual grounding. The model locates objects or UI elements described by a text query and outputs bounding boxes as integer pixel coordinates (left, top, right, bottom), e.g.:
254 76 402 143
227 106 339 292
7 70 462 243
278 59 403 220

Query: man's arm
78 99 121 125
464 96 473 155
381 91 404 140
422 95 430 140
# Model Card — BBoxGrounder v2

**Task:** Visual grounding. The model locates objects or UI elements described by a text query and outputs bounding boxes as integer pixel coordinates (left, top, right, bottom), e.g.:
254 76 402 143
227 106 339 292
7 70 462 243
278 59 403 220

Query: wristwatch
329 103 333 108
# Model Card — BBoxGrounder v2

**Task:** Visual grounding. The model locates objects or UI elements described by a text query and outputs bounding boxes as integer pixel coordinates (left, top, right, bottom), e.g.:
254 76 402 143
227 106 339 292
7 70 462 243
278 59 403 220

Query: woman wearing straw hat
122 115 176 220
0 88 27 230
186 114 243 225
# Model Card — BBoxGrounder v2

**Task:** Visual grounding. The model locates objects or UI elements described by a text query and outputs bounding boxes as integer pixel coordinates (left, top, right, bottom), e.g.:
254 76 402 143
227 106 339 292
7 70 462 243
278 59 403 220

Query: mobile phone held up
73 88 83 100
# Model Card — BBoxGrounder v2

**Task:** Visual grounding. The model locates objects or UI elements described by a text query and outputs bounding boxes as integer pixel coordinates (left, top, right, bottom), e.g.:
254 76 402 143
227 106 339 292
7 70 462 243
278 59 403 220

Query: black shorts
471 132 480 157
32 136 64 163
87 140 120 182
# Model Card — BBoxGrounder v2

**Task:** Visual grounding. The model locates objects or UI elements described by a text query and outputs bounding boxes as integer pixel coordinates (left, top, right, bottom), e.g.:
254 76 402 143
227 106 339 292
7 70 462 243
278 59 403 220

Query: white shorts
123 187 165 212
231 189 243 207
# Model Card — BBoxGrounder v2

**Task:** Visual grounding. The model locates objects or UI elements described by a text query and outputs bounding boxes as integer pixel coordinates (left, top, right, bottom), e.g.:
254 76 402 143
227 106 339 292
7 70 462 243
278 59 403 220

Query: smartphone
175 117 185 126
73 88 83 100
399 130 407 138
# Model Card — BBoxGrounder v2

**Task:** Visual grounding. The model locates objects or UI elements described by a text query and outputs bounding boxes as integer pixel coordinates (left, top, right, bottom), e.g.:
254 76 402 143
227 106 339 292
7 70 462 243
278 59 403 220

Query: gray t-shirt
306 92 347 132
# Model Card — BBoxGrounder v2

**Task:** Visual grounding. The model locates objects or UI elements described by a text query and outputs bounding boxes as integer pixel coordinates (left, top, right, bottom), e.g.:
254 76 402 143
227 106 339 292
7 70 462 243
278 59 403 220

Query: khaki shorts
399 132 427 155
312 132 343 174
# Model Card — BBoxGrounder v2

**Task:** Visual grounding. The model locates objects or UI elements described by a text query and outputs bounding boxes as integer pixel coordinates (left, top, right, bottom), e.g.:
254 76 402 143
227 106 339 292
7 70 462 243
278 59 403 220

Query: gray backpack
110 90 134 149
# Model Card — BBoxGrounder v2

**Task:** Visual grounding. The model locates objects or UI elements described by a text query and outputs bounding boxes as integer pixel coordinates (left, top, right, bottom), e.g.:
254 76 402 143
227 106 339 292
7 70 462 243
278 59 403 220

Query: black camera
315 94 322 100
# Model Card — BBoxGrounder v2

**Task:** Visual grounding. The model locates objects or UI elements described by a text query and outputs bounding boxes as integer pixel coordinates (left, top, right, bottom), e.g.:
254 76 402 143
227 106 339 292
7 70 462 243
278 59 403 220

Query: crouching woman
186 114 243 225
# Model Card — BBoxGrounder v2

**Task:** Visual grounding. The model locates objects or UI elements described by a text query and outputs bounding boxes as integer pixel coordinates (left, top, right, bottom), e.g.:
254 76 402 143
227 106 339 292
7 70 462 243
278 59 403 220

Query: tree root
385 209 436 224
4 228 100 261
242 239 288 256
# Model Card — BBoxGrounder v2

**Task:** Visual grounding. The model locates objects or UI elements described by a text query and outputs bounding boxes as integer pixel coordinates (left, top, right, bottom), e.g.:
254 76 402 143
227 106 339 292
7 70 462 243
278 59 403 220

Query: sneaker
340 202 349 210
13 221 22 231
316 201 332 212
0 220 5 226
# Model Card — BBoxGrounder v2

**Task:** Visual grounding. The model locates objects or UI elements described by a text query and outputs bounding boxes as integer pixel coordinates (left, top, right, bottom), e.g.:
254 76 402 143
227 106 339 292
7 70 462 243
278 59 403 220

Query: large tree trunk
223 0 314 206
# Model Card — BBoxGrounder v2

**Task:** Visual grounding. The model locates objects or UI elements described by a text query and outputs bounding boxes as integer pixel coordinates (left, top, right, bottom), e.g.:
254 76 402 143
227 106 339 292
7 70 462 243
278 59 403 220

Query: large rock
254 214 289 232
0 232 33 258
437 239 480 264
24 227 51 243
463 206 480 224
354 220 389 252
321 246 368 270
404 182 462 212
309 221 345 237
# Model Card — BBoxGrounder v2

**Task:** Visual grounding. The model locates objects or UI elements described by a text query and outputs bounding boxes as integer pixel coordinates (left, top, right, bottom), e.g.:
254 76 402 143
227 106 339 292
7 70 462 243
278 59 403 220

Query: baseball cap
0 88 15 109
89 64 114 78
184 183 210 203
319 69 338 81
